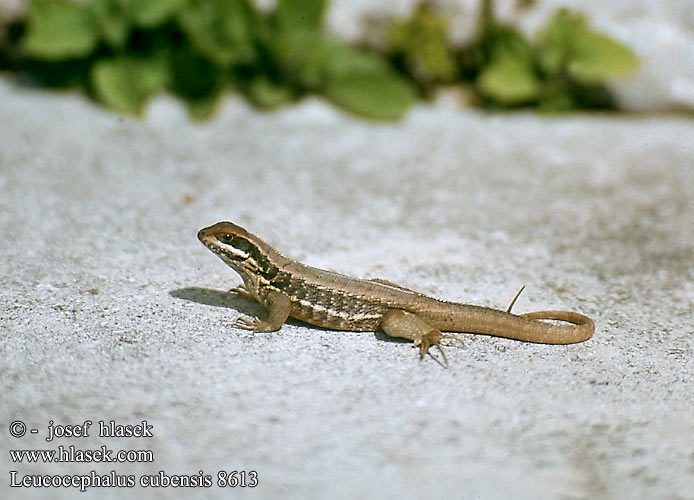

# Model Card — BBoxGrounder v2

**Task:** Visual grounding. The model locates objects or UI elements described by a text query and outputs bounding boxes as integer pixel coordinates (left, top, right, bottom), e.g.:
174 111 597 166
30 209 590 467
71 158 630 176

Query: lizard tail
518 310 595 344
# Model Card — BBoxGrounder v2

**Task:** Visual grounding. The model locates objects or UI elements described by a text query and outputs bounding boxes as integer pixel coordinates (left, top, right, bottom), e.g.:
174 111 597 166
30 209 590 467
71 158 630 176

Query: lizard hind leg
380 309 450 367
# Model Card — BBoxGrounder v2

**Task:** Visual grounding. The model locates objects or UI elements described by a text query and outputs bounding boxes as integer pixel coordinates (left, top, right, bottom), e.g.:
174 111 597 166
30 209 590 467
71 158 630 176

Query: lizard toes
233 316 257 330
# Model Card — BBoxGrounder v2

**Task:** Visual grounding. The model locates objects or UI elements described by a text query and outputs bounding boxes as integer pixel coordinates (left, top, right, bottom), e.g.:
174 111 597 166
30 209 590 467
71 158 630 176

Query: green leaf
538 93 576 112
274 0 325 33
14 58 90 87
169 46 221 100
302 36 386 87
266 30 323 88
535 8 574 74
387 3 457 85
245 76 296 108
567 30 638 82
477 51 542 104
324 65 415 120
119 0 188 27
264 31 334 88
267 32 414 119
89 0 129 48
22 0 98 60
323 43 386 78
482 26 536 64
264 0 327 86
178 0 256 66
186 95 222 120
476 28 542 104
90 55 169 115
537 9 638 83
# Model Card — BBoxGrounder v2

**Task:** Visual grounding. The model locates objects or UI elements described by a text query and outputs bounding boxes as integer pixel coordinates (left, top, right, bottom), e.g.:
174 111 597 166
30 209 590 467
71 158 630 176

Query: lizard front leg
233 289 291 332
229 283 257 301
379 309 450 366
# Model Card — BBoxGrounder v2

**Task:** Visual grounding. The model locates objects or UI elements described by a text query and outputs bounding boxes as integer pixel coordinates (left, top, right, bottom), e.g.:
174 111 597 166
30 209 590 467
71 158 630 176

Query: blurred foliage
5 0 414 119
386 1 638 110
0 0 637 119
387 3 458 89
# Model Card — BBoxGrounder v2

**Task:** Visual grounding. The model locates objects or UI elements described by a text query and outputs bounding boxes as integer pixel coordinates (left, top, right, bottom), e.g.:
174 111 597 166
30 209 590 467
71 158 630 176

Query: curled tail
518 310 594 344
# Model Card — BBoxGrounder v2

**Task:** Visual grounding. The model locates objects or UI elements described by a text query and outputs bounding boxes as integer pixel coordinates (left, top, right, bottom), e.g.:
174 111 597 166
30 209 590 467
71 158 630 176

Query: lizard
197 221 594 366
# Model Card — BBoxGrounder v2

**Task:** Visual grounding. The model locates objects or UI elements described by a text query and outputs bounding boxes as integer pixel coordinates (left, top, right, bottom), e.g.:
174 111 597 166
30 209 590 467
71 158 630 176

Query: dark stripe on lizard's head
198 221 290 276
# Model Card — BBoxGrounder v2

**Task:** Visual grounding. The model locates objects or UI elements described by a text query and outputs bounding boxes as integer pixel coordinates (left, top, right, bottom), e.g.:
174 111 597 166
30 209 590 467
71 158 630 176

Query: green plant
1 0 638 119
11 0 415 119
386 0 638 110
386 2 457 90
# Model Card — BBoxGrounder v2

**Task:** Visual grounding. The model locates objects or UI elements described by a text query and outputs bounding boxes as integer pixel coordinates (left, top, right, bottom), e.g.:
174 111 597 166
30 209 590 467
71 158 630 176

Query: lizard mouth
197 228 222 256
197 226 248 264
197 227 221 250
197 227 211 243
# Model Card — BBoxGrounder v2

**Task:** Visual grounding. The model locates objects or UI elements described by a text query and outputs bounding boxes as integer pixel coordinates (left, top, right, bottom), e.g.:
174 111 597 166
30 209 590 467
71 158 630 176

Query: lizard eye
218 233 234 244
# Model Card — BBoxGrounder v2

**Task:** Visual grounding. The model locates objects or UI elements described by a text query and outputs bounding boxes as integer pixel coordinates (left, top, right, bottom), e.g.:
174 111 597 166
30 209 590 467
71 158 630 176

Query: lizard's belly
288 295 386 331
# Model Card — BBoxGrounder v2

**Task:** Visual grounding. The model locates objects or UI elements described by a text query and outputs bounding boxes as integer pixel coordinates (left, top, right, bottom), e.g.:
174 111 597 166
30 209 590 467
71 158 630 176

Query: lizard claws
416 331 449 368
233 316 258 330
229 284 255 301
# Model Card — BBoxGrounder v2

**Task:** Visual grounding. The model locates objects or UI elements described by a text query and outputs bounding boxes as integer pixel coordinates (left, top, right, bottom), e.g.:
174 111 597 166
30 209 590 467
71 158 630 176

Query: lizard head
197 221 288 283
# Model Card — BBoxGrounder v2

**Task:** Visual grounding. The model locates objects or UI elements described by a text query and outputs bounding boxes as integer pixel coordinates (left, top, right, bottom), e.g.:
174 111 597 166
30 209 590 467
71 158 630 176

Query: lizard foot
414 330 449 368
229 284 255 301
414 332 466 368
232 315 281 333
233 316 259 331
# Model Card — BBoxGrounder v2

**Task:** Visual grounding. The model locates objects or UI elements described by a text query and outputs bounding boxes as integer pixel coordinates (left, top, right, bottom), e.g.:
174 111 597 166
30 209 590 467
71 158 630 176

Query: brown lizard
198 221 594 366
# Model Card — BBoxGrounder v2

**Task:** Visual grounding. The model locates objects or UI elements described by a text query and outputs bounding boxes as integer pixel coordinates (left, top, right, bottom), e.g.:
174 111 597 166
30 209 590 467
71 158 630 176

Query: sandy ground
1 78 693 499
